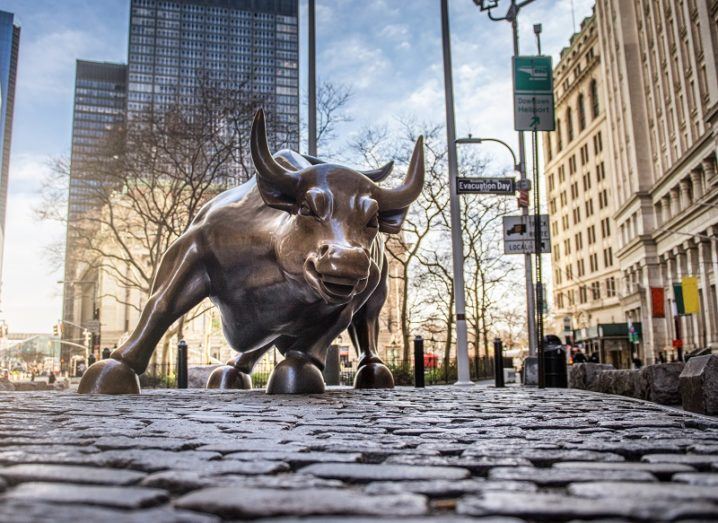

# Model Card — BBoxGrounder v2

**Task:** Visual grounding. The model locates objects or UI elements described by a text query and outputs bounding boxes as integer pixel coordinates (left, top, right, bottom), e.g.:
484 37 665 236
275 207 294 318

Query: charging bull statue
78 109 424 394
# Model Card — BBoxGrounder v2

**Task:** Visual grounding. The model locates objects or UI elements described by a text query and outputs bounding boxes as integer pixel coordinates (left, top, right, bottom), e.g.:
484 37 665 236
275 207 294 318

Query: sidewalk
0 386 717 522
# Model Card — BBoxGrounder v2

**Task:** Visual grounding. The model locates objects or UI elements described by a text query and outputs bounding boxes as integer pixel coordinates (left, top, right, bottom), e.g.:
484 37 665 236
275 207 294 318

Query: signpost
502 214 550 255
513 55 555 132
457 177 515 195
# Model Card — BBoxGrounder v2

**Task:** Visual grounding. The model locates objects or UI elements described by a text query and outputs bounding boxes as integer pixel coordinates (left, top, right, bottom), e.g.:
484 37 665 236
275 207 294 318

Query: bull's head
251 109 424 304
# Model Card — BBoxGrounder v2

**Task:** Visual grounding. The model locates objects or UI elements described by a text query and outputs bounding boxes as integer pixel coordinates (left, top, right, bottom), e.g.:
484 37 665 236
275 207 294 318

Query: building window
557 118 563 151
591 281 601 300
566 107 574 142
579 285 588 303
546 133 553 161
587 225 596 244
577 258 585 277
577 93 586 132
590 79 599 118
590 253 598 272
603 247 613 267
606 277 616 297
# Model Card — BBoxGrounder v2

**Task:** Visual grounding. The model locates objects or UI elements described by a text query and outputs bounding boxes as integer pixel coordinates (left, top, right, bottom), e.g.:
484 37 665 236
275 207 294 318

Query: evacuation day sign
513 55 555 132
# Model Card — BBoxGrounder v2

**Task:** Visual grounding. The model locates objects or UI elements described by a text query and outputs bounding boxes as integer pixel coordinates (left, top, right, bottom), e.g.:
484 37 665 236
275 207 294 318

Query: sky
0 0 593 333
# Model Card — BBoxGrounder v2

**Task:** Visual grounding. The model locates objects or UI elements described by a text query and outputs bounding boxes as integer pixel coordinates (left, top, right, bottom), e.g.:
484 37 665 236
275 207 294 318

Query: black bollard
177 339 188 389
414 335 425 388
493 337 505 388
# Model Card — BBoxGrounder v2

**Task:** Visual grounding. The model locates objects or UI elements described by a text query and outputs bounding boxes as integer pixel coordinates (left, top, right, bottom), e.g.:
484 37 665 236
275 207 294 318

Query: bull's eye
367 214 379 229
299 202 313 216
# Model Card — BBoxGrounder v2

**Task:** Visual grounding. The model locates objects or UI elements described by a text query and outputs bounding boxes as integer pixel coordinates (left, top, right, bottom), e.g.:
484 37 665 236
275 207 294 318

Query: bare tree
302 79 353 154
350 121 449 363
39 80 287 366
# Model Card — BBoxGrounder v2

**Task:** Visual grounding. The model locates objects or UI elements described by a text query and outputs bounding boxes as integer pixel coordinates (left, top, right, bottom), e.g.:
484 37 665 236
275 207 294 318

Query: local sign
502 214 551 255
513 55 555 132
457 177 515 195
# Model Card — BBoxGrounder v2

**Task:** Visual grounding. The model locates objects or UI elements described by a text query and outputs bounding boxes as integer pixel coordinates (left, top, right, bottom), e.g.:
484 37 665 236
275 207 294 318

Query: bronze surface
78 109 424 394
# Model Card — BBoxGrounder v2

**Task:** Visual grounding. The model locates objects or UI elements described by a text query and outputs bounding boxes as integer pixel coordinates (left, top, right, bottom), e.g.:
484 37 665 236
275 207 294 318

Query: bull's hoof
206 365 252 390
354 362 395 389
77 359 140 395
266 354 325 394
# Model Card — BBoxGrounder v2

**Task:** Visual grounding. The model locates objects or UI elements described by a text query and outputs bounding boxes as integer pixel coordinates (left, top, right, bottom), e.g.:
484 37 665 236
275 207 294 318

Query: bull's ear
378 208 409 234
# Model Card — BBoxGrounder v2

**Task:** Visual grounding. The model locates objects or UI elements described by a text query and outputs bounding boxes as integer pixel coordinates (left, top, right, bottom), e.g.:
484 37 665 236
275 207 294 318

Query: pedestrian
589 352 600 363
48 372 56 385
572 349 588 364
633 357 643 369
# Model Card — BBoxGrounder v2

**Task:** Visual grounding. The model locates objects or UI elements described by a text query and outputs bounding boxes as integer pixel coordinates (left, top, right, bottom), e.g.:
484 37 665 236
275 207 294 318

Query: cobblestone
0 386 717 521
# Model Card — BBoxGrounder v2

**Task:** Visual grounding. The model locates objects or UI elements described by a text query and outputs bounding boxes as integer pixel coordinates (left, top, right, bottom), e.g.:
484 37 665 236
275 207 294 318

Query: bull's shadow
78 109 424 395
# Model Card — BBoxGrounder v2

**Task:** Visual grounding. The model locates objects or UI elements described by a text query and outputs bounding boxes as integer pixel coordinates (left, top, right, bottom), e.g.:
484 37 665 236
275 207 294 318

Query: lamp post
472 0 539 370
440 0 472 386
455 135 519 171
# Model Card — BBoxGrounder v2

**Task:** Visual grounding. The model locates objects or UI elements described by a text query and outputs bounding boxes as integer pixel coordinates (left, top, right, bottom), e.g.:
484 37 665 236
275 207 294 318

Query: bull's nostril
319 245 330 257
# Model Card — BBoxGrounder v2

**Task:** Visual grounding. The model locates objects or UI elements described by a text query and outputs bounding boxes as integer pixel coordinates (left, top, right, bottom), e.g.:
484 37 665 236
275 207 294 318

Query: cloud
1 190 63 333
19 29 99 98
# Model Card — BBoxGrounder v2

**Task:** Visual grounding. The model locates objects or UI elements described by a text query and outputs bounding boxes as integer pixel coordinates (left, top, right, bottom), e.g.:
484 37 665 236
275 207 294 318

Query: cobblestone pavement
1 386 718 522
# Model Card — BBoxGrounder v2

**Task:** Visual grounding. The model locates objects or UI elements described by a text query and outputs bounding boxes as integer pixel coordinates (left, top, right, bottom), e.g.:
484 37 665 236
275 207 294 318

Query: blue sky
0 0 592 332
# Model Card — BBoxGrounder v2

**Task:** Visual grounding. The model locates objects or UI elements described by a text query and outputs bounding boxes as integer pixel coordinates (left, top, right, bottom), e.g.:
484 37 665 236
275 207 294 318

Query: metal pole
533 22 544 388
414 335 425 388
440 0 472 386
307 0 317 156
177 339 188 389
493 337 505 387
509 3 538 363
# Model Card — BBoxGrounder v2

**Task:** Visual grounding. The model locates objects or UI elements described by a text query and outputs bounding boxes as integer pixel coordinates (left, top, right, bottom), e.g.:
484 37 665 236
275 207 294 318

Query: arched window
590 79 599 118
556 118 563 151
577 93 586 132
566 107 574 142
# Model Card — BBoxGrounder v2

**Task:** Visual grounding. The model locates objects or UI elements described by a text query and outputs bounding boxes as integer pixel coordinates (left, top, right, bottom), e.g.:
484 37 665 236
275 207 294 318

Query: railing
140 354 499 389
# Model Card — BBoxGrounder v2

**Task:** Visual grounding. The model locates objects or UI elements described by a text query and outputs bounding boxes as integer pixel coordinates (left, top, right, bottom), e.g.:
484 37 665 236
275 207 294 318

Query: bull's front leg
78 234 210 394
348 258 394 389
266 310 354 395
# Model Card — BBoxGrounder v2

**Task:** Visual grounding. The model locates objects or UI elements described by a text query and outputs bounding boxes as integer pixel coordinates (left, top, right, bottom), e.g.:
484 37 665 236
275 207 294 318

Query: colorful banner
682 276 700 315
650 287 665 318
673 283 685 315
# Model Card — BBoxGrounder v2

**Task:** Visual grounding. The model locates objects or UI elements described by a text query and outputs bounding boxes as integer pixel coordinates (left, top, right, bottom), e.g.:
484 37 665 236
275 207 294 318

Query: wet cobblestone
0 386 717 522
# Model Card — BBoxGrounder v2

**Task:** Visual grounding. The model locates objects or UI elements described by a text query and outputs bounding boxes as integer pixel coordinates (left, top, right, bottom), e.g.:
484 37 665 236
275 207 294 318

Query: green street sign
513 55 555 132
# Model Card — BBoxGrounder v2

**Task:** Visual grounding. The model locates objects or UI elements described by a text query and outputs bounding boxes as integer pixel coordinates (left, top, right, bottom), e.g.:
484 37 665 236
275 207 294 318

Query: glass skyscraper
62 61 127 365
63 0 300 364
127 0 299 155
0 10 20 305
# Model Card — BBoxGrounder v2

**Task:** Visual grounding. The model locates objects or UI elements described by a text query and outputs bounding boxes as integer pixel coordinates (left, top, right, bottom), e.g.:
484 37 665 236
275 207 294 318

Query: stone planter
568 363 614 390
679 355 718 415
639 362 684 405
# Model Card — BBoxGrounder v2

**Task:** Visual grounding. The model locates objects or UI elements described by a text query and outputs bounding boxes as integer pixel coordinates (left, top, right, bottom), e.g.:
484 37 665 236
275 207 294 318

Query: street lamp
455 135 519 172
472 0 540 379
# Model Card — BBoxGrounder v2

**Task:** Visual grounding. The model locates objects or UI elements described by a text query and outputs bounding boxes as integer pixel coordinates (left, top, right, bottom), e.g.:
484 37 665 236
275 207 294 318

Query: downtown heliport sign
513 55 555 132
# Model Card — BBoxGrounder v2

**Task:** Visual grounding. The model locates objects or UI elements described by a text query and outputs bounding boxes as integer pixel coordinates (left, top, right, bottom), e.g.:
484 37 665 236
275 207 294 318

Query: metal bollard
414 335 425 388
177 339 188 389
493 337 505 388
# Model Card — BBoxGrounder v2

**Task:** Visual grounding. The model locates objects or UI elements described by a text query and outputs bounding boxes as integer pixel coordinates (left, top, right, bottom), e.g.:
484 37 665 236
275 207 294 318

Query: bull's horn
251 109 297 195
362 161 394 182
377 136 424 209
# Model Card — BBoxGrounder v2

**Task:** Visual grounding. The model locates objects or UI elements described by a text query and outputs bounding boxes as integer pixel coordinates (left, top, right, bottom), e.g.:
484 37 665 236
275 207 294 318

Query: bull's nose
315 243 371 282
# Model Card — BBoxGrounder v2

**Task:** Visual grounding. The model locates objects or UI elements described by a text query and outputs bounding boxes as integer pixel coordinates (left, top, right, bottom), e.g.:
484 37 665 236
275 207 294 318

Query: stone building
595 0 718 363
543 14 629 366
